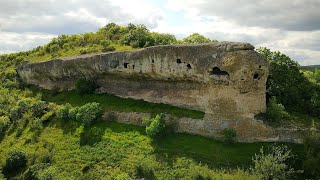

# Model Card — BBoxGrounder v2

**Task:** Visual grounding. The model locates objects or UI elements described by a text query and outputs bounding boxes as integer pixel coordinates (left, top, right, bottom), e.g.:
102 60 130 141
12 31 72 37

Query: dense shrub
102 45 116 52
24 163 56 180
303 133 320 178
223 128 237 144
100 39 111 49
68 107 79 121
0 116 10 135
30 100 46 118
183 33 212 44
79 126 104 146
3 149 27 173
76 102 102 127
30 118 43 132
121 24 154 48
136 164 156 179
266 97 290 122
0 68 19 88
56 103 79 122
151 32 177 45
143 113 166 137
115 173 132 180
56 103 72 121
75 79 98 95
251 145 301 179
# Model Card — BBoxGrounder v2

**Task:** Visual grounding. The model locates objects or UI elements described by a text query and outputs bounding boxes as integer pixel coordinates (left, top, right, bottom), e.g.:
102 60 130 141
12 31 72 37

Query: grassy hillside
31 87 205 119
0 110 303 179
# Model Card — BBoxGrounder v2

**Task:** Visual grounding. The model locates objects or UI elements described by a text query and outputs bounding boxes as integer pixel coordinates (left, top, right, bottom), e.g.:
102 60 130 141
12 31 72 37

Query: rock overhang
17 42 275 141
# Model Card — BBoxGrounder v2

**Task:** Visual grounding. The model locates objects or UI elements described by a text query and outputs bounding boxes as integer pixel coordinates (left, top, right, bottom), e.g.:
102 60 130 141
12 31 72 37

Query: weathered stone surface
17 42 277 141
102 111 306 143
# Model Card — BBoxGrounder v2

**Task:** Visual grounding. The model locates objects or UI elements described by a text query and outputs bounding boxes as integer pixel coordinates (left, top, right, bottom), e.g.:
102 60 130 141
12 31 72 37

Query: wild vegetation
257 48 320 127
0 23 319 179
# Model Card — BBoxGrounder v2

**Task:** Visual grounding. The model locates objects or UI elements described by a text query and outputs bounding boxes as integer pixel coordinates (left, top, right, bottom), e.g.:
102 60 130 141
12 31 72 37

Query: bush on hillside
143 113 166 137
56 103 72 121
0 116 10 135
251 145 301 179
266 97 291 122
183 33 212 44
303 133 320 178
75 79 98 95
76 102 102 127
102 45 116 52
100 39 111 49
3 149 27 173
30 118 43 132
136 163 156 179
23 163 57 180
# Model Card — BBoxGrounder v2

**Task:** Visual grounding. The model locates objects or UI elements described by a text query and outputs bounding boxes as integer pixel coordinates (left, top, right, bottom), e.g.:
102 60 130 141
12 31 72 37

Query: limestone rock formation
17 42 277 141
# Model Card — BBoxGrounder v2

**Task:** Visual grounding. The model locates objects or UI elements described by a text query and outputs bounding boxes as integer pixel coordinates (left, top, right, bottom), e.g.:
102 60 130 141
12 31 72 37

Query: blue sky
0 0 319 65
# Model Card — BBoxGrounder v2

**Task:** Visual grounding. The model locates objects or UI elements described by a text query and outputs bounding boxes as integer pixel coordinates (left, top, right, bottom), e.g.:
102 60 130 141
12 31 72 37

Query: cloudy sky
0 0 319 65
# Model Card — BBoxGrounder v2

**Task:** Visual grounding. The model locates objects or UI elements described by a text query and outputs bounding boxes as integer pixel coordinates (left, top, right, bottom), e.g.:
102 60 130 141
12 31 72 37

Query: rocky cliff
17 42 286 142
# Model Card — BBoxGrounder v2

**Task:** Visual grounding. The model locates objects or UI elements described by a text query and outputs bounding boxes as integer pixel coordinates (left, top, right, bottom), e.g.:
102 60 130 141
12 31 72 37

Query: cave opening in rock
209 67 229 76
124 63 129 68
177 58 182 64
187 64 192 69
253 73 260 80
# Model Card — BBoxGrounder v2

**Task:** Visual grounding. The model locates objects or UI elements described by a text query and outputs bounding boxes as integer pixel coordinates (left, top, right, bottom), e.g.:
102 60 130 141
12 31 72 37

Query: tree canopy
257 47 319 116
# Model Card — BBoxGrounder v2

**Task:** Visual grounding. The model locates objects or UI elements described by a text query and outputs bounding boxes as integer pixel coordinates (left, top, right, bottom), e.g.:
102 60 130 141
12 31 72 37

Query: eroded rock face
17 42 273 141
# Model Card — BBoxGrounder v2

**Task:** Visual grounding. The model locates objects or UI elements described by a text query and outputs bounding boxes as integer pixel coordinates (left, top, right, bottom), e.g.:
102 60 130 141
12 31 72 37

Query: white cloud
166 0 320 31
0 32 55 54
0 0 163 34
154 0 320 65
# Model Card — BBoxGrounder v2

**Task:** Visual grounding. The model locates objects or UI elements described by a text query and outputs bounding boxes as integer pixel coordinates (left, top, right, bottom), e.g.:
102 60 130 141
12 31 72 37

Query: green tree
304 69 320 115
3 149 27 173
183 33 211 44
257 47 317 115
251 145 301 179
266 97 290 122
143 113 166 137
303 134 320 178
49 44 60 53
151 32 177 45
100 39 112 49
76 102 102 127
122 24 154 48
